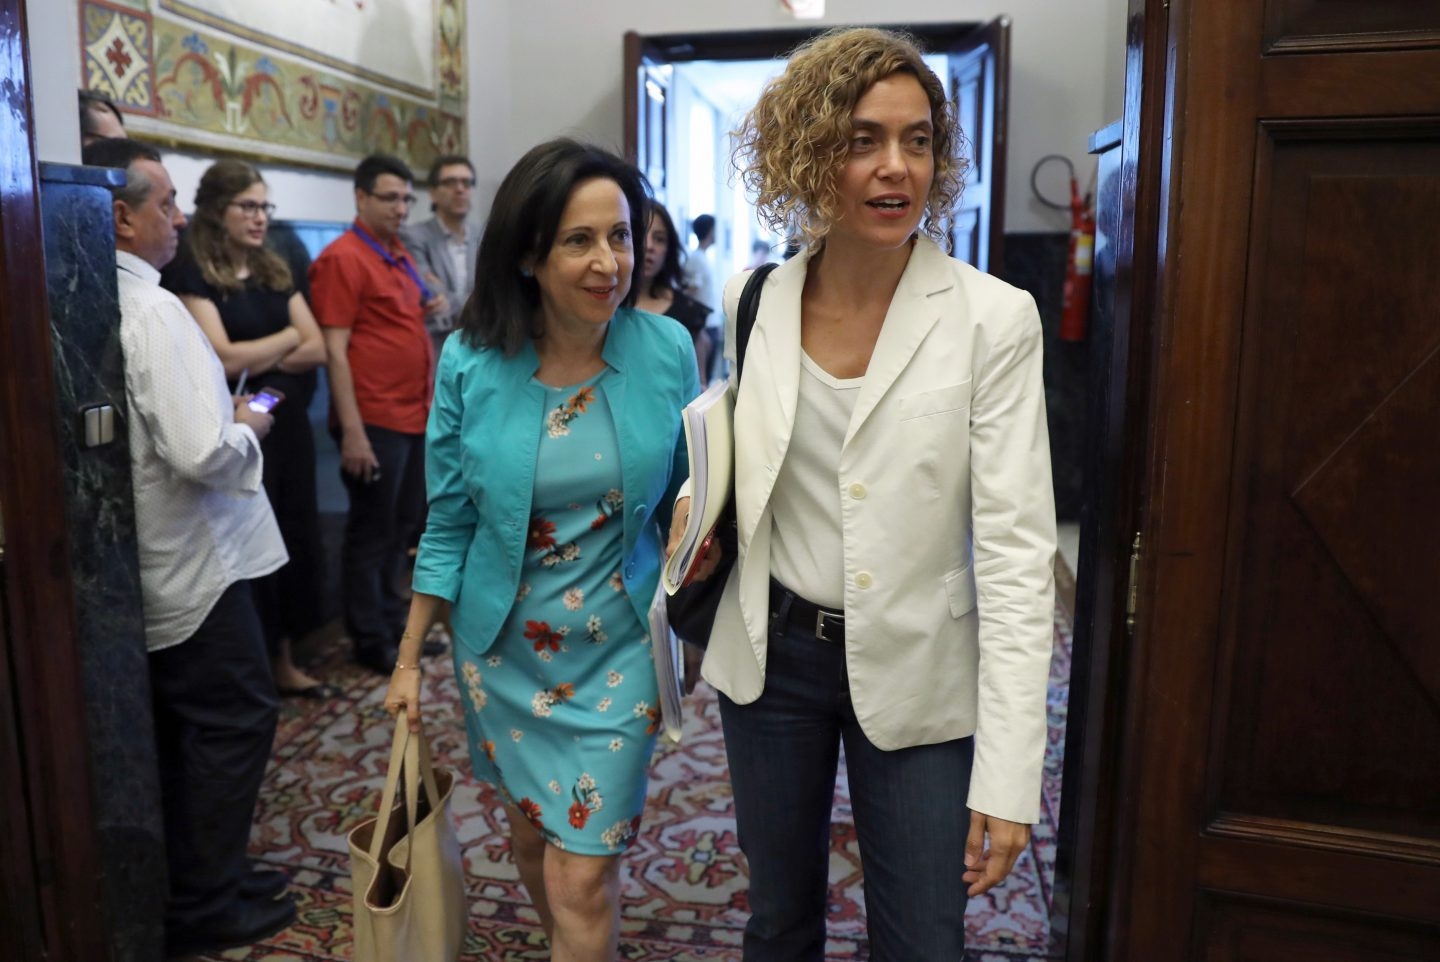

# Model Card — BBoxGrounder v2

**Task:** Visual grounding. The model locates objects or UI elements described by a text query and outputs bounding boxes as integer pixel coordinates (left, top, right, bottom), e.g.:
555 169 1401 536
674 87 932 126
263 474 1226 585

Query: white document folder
662 380 734 595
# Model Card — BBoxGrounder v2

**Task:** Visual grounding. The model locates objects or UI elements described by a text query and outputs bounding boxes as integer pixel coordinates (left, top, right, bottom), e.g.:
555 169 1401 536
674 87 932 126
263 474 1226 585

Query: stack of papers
647 580 683 744
662 380 734 594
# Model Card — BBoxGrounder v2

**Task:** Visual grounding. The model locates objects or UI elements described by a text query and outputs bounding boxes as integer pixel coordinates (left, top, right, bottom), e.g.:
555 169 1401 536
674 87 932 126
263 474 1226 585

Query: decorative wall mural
80 0 466 173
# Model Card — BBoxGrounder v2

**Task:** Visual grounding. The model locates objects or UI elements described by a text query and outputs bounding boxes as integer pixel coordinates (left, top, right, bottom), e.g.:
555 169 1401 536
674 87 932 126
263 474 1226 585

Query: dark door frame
0 0 113 958
1055 0 1171 958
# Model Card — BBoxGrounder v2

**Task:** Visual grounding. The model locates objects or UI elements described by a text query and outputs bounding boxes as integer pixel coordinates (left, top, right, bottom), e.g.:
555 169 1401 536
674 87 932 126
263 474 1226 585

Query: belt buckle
814 609 841 643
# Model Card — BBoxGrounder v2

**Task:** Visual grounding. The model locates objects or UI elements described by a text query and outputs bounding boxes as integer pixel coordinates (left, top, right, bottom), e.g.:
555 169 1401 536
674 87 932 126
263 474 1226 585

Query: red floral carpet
199 603 1070 962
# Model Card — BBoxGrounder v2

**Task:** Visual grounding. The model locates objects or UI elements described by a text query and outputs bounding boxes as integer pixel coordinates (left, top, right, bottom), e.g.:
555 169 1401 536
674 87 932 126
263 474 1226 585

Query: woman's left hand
383 667 423 732
666 496 724 582
962 812 1030 896
665 497 692 562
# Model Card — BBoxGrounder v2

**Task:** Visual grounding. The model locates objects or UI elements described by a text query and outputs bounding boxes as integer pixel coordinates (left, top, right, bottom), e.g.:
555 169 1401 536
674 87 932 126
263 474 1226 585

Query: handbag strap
398 732 421 871
414 722 442 808
733 261 778 385
367 720 443 867
368 721 413 863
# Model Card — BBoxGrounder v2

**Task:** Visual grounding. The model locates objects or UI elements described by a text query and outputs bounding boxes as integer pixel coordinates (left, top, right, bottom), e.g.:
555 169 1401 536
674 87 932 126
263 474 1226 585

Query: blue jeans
719 618 974 962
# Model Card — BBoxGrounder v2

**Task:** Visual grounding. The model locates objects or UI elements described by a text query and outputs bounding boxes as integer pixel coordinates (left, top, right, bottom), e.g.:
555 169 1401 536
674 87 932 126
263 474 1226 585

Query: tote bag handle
367 720 444 869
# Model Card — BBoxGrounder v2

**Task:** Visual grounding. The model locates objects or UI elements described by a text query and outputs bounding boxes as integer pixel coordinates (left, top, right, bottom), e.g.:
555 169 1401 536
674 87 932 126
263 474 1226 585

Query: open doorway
626 23 1011 276
624 22 1081 962
643 52 957 282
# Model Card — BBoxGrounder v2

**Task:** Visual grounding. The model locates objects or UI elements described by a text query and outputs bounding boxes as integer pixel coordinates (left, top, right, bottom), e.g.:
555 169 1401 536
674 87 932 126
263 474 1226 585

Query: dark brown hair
426 154 475 187
186 159 293 293
461 139 651 355
81 137 160 208
644 201 686 298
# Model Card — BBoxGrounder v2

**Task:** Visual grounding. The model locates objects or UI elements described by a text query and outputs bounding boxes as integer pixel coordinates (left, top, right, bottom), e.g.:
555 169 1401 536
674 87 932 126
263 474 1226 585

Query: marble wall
39 162 166 962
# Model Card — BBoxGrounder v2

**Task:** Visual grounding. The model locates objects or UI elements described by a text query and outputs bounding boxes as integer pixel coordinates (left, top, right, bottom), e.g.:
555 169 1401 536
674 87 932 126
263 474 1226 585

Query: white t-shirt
682 246 717 318
767 350 863 608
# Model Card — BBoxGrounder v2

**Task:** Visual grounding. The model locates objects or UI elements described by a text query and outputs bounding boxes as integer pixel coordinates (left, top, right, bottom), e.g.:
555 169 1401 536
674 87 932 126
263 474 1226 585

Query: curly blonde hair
733 28 965 252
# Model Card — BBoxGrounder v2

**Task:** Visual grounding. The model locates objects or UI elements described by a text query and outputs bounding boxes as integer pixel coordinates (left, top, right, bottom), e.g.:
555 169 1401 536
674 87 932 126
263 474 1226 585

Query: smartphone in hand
246 388 285 414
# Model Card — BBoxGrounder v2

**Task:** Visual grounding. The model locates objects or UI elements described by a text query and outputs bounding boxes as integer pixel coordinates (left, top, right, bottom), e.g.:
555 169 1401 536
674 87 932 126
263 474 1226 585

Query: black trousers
251 377 323 652
149 580 278 935
336 423 426 656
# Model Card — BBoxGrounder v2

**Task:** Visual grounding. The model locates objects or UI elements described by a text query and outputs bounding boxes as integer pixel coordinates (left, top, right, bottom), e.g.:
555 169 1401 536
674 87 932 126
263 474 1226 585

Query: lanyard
350 224 433 304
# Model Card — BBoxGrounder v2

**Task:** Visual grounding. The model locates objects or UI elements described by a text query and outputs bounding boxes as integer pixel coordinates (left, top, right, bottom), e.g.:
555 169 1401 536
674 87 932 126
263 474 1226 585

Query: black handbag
666 262 778 648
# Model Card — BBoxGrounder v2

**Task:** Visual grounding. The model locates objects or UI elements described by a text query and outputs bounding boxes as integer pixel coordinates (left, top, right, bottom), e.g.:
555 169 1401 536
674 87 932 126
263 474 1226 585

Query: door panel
1216 135 1440 841
622 31 669 179
951 208 979 266
948 17 1009 274
623 32 675 200
1264 0 1440 50
1200 899 1440 962
1114 0 1440 956
0 577 45 961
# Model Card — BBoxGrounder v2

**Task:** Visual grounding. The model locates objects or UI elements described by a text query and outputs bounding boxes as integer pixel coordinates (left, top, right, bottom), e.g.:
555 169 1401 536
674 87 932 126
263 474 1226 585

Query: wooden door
0 579 45 962
946 17 1009 274
0 0 111 958
1111 0 1440 956
622 32 672 196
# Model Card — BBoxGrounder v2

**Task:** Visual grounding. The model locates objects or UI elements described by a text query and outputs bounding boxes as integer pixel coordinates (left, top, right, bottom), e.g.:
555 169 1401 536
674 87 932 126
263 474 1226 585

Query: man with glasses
401 154 481 358
310 153 445 674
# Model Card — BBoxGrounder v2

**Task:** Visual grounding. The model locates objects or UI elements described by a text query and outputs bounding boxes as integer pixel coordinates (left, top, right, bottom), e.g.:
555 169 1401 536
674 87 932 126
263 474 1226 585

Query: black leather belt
769 578 845 644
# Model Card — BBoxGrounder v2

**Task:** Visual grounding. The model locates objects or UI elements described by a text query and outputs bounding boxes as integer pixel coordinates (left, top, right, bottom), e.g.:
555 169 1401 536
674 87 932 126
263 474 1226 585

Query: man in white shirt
682 212 718 310
82 138 296 956
683 213 721 380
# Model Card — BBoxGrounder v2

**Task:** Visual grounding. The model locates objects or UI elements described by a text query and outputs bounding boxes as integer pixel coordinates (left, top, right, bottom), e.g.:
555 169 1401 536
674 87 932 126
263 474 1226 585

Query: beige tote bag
347 719 467 962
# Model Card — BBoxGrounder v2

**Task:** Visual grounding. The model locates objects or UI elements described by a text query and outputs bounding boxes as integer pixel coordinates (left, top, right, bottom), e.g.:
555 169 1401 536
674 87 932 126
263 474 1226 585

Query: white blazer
700 236 1057 825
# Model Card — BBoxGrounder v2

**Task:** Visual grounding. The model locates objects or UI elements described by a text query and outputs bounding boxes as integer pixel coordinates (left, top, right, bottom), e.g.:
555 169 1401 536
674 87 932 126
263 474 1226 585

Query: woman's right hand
383 667 422 732
666 496 724 582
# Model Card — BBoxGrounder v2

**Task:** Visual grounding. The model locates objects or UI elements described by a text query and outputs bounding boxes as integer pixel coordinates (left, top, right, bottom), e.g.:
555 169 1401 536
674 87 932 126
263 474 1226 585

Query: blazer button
849 482 867 500
855 572 873 589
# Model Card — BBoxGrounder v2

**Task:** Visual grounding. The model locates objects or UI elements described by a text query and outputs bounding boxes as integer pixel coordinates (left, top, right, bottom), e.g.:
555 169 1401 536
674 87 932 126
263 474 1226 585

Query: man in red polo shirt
310 154 448 673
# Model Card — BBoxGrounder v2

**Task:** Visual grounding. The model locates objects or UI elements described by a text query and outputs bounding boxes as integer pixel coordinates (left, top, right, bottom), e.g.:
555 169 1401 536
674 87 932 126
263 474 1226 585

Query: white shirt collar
116 249 162 284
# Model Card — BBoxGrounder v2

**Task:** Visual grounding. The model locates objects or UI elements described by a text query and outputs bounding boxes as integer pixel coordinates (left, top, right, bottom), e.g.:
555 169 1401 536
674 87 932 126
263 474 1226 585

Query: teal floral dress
454 371 659 855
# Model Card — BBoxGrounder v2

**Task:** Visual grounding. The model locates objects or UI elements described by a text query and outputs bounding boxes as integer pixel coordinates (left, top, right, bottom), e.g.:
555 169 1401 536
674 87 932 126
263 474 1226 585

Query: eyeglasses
367 190 418 207
230 200 277 218
436 176 475 190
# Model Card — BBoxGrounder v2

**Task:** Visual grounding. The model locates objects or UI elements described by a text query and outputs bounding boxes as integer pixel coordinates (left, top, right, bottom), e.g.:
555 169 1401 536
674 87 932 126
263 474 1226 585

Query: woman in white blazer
668 28 1056 961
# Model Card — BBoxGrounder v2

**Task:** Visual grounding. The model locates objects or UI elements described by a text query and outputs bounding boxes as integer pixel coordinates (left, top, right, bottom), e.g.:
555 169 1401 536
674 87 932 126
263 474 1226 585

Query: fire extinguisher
1032 155 1096 341
1060 176 1095 342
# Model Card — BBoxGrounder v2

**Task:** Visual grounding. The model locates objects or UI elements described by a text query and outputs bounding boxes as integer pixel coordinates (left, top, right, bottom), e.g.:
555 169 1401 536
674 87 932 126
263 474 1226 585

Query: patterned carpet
198 599 1071 962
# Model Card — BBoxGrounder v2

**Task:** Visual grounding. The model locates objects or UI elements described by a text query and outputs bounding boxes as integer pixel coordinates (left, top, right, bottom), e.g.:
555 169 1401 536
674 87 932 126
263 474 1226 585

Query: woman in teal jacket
384 140 698 961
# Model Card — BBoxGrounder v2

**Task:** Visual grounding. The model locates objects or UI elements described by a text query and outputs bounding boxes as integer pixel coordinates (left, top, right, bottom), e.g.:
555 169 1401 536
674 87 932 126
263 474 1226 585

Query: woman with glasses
162 159 334 700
